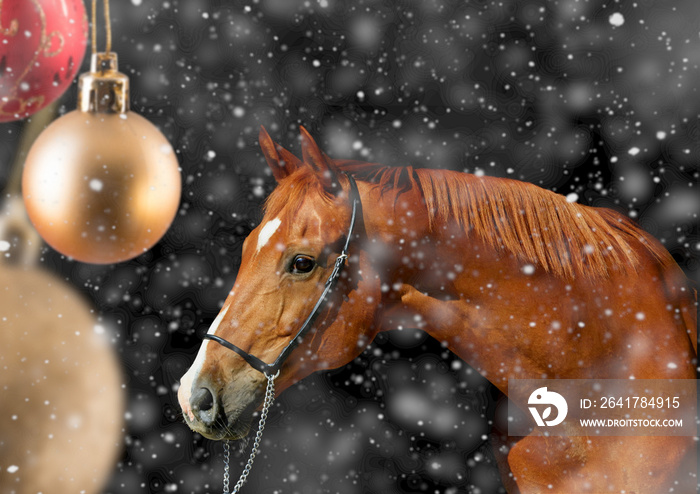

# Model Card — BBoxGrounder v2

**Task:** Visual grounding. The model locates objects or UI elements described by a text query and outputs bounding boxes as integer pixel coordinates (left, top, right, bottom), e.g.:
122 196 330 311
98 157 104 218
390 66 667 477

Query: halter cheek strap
203 173 361 377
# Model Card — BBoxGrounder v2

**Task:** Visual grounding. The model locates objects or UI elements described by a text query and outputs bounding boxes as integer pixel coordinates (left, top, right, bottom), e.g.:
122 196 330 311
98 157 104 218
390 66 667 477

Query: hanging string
104 0 112 53
91 0 112 55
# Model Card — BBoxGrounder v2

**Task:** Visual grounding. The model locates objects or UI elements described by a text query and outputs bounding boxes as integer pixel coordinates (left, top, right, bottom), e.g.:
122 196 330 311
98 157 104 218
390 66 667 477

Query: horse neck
359 176 519 286
357 177 696 393
359 179 578 392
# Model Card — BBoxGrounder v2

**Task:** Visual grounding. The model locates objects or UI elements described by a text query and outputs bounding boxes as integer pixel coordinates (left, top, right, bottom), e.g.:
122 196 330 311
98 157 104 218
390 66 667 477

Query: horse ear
259 126 302 182
299 126 339 190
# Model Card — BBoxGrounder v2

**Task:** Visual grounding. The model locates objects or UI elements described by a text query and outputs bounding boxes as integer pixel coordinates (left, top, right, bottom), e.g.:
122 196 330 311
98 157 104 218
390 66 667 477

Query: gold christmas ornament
0 194 123 493
0 262 125 493
21 1 181 264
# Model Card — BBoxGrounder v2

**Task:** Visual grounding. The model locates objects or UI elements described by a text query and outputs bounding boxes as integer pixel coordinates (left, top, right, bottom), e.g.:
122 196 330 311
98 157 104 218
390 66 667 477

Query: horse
178 126 697 493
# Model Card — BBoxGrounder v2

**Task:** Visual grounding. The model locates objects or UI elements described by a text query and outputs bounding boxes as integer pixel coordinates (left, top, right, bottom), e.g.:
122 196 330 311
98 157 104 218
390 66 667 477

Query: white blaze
256 217 281 252
178 305 231 420
208 304 230 335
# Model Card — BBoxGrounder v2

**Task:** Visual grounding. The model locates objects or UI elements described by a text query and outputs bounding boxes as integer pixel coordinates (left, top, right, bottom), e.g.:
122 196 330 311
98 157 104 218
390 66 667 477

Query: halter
203 173 361 377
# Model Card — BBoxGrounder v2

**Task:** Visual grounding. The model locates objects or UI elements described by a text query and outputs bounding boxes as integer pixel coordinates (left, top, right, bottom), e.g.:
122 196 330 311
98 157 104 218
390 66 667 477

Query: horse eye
291 255 315 274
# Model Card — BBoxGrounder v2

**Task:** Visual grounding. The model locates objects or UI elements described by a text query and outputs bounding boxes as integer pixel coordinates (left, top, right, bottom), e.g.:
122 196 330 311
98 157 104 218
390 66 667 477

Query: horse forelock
263 167 333 223
261 157 671 279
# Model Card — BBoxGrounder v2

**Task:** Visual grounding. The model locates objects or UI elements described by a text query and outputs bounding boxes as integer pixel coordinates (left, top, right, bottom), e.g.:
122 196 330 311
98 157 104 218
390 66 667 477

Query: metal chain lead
222 440 231 493
221 370 279 494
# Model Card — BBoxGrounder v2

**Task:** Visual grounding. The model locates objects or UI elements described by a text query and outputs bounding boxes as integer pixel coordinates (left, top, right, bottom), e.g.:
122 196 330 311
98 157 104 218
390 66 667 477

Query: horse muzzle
178 373 264 441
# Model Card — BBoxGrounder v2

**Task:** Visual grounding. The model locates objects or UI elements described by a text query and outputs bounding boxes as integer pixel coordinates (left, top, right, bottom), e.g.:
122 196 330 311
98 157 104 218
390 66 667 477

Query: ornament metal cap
78 52 129 113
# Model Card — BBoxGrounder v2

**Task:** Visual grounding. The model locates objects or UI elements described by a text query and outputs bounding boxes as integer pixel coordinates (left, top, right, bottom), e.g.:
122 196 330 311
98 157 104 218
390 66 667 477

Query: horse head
178 127 381 440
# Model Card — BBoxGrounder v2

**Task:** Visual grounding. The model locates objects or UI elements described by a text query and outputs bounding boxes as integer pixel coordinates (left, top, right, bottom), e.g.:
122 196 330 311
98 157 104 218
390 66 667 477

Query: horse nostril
191 387 215 414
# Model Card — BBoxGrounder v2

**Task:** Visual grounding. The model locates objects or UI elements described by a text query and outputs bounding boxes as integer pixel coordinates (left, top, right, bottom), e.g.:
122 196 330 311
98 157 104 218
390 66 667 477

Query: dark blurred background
0 0 698 492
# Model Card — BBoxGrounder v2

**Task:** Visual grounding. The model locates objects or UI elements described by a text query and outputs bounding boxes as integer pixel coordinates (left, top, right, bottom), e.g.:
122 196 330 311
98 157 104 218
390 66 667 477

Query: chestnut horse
179 127 697 493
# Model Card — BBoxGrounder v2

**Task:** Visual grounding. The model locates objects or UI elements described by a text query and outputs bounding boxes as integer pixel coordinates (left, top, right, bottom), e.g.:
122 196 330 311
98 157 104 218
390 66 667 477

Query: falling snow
89 178 104 192
608 13 625 27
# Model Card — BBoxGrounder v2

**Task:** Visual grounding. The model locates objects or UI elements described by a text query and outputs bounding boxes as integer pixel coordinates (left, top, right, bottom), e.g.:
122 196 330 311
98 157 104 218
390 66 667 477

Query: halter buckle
326 253 348 286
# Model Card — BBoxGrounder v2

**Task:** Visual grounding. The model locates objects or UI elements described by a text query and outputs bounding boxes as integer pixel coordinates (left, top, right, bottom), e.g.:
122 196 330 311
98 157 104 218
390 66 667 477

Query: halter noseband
203 173 361 377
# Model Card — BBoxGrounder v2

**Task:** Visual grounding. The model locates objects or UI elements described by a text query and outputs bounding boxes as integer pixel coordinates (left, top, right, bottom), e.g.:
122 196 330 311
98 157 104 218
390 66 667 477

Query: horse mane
265 159 673 279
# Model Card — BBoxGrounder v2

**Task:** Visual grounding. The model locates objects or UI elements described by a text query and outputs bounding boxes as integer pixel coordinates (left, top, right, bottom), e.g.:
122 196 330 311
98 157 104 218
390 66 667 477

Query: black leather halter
203 173 361 377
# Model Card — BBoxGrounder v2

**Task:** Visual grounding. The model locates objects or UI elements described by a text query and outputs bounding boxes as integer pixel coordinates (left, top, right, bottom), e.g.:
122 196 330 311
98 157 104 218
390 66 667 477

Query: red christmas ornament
0 0 87 122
